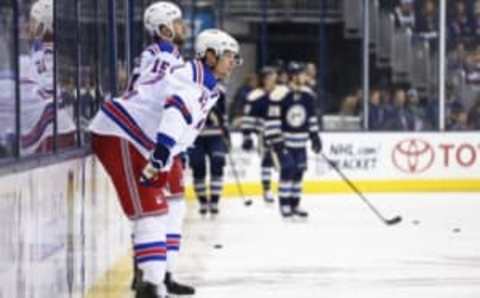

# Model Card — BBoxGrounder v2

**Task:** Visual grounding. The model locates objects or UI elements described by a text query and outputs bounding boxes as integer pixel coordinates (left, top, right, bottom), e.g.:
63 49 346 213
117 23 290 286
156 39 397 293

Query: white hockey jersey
127 41 183 91
89 60 220 169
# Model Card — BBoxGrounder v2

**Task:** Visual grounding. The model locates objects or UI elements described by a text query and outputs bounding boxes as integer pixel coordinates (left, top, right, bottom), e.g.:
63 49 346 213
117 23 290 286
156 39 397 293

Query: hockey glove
140 142 170 187
310 133 322 154
241 135 254 151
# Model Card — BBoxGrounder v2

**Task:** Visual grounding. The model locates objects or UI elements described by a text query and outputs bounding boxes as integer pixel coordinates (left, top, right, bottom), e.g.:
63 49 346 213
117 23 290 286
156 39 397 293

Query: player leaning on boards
123 2 193 296
88 28 241 298
265 62 322 218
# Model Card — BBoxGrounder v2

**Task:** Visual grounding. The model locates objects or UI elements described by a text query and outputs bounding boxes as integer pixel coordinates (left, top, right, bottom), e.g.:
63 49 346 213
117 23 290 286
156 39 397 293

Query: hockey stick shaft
320 152 398 224
227 151 252 205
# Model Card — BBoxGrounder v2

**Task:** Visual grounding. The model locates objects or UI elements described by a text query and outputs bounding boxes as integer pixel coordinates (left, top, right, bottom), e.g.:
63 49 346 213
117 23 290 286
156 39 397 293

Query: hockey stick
320 152 402 226
227 151 253 206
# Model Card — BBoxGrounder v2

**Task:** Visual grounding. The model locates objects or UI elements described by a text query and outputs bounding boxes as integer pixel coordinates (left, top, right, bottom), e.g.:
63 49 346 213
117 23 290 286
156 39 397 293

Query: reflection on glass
18 0 55 156
0 5 15 159
18 0 76 156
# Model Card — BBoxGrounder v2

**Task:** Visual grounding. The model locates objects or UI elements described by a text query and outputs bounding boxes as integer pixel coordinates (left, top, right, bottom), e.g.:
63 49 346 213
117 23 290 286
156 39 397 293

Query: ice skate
165 272 195 295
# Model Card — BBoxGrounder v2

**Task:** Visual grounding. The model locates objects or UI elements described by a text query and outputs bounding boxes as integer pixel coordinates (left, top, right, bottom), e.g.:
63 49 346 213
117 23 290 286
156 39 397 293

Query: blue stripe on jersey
164 95 193 124
136 256 167 263
134 241 166 250
157 132 176 149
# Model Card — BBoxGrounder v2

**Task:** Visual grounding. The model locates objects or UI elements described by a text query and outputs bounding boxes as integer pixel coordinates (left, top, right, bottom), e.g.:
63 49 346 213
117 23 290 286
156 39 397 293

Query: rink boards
213 132 480 197
0 132 479 297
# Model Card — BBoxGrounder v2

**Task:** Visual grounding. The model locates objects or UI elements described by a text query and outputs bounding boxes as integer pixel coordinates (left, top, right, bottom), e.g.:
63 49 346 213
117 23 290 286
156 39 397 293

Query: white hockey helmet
30 0 53 36
195 29 242 65
144 1 182 39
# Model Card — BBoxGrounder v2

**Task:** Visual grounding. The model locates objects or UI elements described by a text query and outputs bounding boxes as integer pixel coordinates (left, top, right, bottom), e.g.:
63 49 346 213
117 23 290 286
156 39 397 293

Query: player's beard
173 35 185 48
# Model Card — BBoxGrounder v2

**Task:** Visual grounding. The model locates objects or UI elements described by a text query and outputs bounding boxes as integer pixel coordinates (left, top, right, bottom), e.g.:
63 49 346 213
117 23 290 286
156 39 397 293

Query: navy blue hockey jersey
265 86 319 148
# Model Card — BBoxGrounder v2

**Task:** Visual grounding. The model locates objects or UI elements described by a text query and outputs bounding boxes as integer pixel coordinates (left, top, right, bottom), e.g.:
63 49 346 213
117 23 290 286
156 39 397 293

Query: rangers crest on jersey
286 104 307 128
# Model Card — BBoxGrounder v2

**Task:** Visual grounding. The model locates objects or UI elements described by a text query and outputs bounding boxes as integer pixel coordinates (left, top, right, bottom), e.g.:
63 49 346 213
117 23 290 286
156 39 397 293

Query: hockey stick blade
386 216 402 225
320 152 402 227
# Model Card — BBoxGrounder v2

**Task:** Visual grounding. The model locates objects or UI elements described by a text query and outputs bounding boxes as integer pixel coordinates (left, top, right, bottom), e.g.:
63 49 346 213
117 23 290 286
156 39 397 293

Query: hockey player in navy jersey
265 62 322 218
188 85 229 215
89 29 241 298
241 67 279 203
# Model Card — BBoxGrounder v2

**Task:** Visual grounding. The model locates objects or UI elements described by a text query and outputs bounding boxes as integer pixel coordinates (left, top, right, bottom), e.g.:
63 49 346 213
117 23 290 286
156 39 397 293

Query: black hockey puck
452 228 461 233
213 244 223 249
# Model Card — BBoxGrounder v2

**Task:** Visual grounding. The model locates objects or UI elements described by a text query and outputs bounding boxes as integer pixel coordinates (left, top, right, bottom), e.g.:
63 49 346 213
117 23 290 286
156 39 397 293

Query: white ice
130 193 480 298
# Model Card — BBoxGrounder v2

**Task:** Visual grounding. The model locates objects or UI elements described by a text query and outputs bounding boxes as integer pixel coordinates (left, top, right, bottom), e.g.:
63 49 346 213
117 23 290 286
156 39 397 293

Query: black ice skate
131 264 140 290
209 202 219 215
199 202 208 215
165 272 195 295
279 204 293 217
292 206 309 218
134 270 167 298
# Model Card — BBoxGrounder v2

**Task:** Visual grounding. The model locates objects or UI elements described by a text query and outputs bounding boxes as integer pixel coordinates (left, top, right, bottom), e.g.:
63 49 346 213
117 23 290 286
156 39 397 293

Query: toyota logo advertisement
391 137 480 175
392 139 435 174
303 133 480 180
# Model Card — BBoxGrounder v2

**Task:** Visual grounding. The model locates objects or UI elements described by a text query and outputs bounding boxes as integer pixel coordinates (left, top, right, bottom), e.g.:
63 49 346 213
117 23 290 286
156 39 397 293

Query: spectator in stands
406 88 427 130
463 49 480 86
448 40 467 70
416 0 439 40
368 88 385 130
230 72 258 126
467 95 480 129
446 101 468 130
472 1 480 36
448 0 473 40
394 0 416 30
383 88 415 130
339 93 360 116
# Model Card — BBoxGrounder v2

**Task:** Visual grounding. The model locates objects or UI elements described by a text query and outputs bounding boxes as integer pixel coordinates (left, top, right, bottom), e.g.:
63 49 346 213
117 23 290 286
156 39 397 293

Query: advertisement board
196 132 480 195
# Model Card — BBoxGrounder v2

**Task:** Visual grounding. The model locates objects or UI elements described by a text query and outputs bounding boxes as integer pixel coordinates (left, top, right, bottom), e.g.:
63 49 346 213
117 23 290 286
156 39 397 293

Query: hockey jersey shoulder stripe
270 85 290 101
164 95 193 124
101 100 155 150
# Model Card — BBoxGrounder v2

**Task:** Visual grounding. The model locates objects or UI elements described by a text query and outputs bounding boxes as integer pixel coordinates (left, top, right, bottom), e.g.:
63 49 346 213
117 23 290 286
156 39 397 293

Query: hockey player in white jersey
124 2 192 295
89 29 241 298
127 1 185 92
